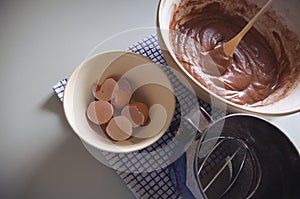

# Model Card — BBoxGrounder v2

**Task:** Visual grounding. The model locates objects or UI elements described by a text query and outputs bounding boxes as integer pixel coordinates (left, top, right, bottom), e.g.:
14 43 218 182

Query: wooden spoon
223 0 275 57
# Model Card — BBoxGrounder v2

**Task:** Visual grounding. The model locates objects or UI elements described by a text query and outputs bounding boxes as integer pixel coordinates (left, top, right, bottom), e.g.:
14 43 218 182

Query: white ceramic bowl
157 0 300 116
63 51 175 153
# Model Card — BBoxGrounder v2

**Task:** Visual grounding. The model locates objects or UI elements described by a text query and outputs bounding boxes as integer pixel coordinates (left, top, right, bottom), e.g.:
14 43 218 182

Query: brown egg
94 78 118 101
111 89 131 109
106 116 132 141
121 102 149 127
86 100 113 125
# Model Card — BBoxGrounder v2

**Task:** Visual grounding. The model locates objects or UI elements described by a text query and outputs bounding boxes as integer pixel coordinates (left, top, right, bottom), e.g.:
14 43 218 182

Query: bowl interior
157 0 300 115
63 51 175 153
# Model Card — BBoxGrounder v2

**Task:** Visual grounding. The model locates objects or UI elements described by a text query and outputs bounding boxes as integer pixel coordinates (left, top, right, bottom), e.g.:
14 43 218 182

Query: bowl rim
63 50 176 153
156 0 300 116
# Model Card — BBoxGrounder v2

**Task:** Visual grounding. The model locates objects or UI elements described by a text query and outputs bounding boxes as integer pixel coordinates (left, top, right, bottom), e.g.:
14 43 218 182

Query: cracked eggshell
111 89 131 109
121 102 149 127
86 100 114 125
106 116 133 141
117 78 132 93
94 78 118 101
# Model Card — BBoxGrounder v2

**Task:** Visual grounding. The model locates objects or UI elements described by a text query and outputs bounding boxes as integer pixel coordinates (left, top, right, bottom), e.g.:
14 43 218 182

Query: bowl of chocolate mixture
157 0 300 115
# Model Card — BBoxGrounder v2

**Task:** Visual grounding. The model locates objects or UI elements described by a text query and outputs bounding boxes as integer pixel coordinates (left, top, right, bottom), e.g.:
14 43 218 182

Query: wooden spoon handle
223 0 275 57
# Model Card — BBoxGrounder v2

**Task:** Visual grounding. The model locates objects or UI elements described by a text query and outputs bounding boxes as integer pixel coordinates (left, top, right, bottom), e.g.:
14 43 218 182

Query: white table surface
0 0 299 199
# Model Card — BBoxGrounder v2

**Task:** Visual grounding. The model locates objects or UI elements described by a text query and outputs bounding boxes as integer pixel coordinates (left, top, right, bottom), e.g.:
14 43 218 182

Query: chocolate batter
170 2 282 105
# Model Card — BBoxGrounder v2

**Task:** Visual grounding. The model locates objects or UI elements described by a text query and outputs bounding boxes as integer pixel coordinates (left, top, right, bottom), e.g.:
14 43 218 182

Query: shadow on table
41 93 68 125
22 94 134 199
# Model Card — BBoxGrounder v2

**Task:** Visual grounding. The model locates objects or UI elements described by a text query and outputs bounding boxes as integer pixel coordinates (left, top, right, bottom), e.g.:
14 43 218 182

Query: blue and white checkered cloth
53 34 224 198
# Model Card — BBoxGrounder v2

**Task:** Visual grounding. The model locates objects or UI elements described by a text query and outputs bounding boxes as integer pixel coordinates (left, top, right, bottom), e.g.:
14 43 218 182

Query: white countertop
0 0 299 199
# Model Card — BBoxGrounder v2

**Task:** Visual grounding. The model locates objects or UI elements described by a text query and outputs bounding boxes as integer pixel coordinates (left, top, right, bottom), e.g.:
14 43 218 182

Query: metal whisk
171 109 299 199
195 136 261 199
182 108 262 199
